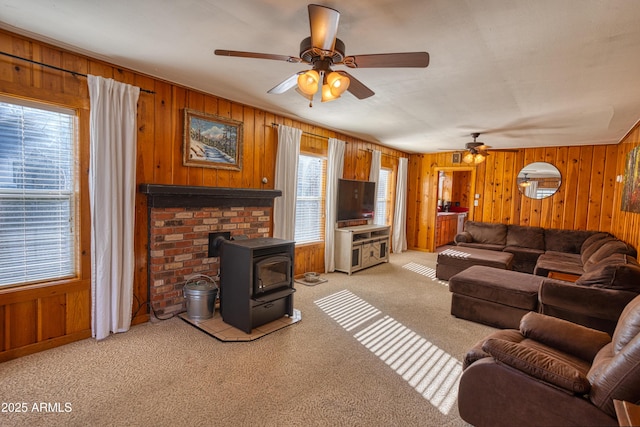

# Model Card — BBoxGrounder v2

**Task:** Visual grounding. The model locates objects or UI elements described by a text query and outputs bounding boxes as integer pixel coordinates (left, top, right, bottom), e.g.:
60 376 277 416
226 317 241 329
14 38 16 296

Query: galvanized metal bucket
183 274 219 321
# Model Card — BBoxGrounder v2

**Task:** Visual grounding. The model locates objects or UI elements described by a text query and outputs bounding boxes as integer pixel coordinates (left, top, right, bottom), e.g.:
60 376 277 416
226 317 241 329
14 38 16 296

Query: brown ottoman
449 265 544 329
436 246 514 281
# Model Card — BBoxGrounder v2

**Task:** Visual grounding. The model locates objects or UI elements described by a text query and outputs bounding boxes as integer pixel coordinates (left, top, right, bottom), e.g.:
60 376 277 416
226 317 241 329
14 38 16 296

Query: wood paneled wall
0 29 408 360
406 139 640 252
612 122 640 251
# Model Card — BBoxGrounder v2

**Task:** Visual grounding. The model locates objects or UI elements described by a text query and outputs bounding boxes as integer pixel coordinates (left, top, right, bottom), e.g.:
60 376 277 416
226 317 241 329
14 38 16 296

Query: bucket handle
183 273 219 299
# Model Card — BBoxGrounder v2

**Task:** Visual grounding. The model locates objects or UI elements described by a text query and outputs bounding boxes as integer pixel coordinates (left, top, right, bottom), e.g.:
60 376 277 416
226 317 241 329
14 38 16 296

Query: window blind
375 168 390 225
0 100 76 287
295 154 326 244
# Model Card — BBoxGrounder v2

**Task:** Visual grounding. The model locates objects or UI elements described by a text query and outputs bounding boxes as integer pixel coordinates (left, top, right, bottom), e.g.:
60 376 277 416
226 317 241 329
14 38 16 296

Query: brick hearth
140 185 281 317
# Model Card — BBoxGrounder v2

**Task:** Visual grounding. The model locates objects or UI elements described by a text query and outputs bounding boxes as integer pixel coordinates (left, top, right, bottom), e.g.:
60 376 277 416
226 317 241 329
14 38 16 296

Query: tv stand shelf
335 224 390 275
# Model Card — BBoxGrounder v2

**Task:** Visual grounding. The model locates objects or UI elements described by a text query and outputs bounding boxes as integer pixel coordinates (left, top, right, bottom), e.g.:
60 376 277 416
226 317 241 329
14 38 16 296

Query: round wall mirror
517 162 561 199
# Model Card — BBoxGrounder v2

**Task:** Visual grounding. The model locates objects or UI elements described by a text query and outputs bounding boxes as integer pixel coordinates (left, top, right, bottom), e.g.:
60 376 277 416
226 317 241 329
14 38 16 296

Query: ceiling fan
214 4 429 105
462 133 491 164
460 133 520 164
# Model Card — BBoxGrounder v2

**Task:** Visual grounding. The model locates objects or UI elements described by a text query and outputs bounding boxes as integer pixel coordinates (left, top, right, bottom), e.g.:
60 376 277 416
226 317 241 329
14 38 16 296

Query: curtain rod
362 148 403 159
0 51 156 94
270 123 328 140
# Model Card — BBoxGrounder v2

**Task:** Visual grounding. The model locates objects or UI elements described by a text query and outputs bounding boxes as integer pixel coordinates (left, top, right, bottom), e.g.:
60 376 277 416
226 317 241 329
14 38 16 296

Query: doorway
433 167 475 251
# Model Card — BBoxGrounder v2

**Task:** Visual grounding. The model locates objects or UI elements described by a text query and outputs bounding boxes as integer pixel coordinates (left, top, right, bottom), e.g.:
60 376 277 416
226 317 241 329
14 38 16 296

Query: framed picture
183 109 243 170
621 145 640 213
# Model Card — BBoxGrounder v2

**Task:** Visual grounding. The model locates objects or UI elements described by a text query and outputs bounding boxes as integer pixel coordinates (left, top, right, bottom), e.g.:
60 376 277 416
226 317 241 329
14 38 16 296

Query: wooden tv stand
335 224 390 275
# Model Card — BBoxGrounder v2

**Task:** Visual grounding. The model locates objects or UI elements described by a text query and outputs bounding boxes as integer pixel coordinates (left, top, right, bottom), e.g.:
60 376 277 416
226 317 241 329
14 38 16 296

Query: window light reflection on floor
402 262 448 285
315 290 462 415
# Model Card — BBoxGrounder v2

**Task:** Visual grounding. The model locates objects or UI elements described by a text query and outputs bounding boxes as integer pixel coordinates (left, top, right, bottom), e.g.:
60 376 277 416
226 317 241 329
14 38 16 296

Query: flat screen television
337 178 376 221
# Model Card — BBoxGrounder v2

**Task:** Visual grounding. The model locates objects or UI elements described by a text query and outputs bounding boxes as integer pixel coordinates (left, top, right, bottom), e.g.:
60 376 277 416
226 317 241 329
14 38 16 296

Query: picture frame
183 109 243 170
621 145 640 213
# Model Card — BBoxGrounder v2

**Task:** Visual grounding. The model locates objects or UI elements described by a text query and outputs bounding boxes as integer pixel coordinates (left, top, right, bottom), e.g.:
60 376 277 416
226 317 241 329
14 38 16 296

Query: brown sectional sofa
453 221 636 274
458 295 640 427
449 221 640 334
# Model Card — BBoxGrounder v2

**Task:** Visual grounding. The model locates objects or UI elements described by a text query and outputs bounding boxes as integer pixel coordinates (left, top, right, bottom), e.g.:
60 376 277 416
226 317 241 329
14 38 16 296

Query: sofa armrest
454 231 473 244
519 312 611 361
481 337 591 394
539 278 637 323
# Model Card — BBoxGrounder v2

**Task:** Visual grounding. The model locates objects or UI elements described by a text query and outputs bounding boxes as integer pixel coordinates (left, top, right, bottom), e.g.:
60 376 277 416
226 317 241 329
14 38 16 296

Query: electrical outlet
474 200 479 206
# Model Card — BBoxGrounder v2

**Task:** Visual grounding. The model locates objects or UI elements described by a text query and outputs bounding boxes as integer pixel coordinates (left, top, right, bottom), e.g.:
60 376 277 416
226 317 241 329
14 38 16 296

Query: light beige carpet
0 250 495 427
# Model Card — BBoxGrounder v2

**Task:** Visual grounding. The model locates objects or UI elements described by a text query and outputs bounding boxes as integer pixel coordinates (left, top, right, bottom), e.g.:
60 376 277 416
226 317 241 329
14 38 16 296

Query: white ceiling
2 0 640 153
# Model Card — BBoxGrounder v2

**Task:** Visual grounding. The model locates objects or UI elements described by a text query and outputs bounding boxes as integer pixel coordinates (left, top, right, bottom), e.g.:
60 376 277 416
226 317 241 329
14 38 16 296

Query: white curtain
369 150 381 222
88 75 140 340
392 157 408 253
324 138 345 273
273 125 302 240
525 181 539 198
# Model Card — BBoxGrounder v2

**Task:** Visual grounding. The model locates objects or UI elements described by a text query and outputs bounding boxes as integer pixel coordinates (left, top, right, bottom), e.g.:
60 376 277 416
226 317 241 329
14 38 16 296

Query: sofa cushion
584 240 634 270
577 255 640 293
534 251 584 277
583 252 635 273
580 234 614 265
464 221 507 245
503 246 545 274
507 225 545 250
519 312 612 362
457 242 507 251
544 229 594 254
482 338 591 394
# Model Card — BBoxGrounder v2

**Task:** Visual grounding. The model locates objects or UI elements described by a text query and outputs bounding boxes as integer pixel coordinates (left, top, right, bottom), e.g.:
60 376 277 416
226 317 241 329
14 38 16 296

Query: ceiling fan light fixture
297 70 320 95
474 154 486 164
326 71 349 96
321 83 340 102
519 173 531 187
462 151 486 164
462 152 475 164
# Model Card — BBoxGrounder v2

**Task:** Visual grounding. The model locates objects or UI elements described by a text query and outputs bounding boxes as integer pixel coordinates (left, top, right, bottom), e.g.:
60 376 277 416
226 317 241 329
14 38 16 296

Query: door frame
430 166 477 252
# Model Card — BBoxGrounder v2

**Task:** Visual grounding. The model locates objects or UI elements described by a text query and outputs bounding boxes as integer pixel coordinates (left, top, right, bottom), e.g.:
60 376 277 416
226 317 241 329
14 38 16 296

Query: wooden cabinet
335 225 390 275
435 213 462 247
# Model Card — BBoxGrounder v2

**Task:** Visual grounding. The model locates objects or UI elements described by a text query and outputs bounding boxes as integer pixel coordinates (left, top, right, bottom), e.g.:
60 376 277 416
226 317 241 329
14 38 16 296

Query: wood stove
217 237 295 333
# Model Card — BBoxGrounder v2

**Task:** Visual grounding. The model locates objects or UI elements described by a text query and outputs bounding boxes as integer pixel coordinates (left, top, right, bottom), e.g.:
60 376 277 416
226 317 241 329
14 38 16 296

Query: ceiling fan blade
215 49 302 63
342 52 429 68
308 4 340 51
338 71 375 99
267 73 302 94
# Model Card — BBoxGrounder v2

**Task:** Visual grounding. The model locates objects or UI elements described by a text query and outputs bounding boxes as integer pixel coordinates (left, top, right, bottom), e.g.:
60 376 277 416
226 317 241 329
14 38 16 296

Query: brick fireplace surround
140 184 281 317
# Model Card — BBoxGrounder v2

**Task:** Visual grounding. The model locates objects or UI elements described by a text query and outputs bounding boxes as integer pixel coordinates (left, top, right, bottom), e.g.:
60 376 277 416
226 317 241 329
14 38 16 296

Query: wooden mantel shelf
139 184 282 208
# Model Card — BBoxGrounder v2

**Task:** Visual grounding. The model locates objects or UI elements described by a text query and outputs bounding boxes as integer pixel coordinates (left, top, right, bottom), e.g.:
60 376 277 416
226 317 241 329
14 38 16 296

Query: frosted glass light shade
321 84 339 102
297 70 320 95
326 71 349 96
462 152 474 164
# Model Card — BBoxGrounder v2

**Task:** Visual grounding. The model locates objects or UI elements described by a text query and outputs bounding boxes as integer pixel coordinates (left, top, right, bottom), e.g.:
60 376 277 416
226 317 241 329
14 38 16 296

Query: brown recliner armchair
458 294 640 426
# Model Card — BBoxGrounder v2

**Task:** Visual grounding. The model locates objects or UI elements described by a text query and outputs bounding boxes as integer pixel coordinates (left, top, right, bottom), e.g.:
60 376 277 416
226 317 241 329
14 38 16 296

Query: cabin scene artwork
183 108 243 170
622 145 640 213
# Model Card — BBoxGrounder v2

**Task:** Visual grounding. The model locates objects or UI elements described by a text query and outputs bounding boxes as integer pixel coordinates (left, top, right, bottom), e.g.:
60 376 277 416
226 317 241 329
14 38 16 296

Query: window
374 168 391 226
0 98 77 287
295 154 326 244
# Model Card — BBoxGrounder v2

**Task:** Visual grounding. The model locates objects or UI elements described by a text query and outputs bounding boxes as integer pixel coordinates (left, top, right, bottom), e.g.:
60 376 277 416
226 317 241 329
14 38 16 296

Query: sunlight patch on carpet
315 290 461 415
402 262 448 286
314 289 381 331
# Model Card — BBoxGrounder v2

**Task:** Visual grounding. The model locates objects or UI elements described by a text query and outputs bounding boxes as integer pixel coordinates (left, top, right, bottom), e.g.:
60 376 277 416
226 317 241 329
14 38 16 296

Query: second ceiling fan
461 133 519 164
215 4 429 105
